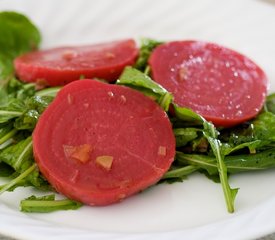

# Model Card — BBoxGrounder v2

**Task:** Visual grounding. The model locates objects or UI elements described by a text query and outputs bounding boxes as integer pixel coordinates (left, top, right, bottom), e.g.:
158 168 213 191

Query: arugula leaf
173 128 199 147
0 123 16 145
0 11 41 108
202 121 238 213
253 111 275 142
0 164 36 194
0 162 14 177
134 38 163 72
177 148 275 174
173 104 203 126
26 95 54 114
162 165 199 180
14 96 54 130
0 137 50 192
265 93 275 113
0 98 25 123
222 140 262 155
14 110 40 130
173 104 238 212
0 11 40 57
21 194 82 213
0 78 35 110
0 137 33 172
117 67 173 111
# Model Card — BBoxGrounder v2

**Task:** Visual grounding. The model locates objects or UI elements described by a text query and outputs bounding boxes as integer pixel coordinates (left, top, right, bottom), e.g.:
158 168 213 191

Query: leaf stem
162 165 199 179
14 140 33 170
203 122 238 213
0 164 36 195
35 87 61 97
0 128 17 145
0 110 23 116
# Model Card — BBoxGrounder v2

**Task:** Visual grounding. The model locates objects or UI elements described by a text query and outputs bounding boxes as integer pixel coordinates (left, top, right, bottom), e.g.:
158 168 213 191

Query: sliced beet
14 39 138 86
149 41 268 127
33 80 175 205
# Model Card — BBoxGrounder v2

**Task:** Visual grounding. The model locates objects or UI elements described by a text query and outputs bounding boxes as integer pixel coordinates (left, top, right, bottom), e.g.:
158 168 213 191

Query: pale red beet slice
14 39 138 86
33 80 175 205
149 41 268 127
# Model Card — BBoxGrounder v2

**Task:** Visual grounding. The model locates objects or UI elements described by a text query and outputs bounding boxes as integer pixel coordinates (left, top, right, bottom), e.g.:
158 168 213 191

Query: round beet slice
33 80 175 206
14 39 138 86
149 41 268 127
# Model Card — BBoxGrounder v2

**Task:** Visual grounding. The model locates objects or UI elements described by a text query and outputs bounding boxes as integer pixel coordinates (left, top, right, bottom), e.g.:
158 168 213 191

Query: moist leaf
13 95 55 130
14 110 40 130
173 104 203 126
253 111 275 142
21 194 82 213
117 67 173 111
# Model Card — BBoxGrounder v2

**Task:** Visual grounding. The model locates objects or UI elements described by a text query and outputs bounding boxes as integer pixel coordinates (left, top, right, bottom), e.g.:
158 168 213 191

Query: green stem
22 83 36 90
202 121 237 213
35 87 61 97
0 110 23 116
20 197 82 213
214 140 235 213
144 66 151 75
162 165 199 179
0 128 17 145
177 151 274 173
159 92 173 111
0 164 36 195
14 140 33 170
22 199 76 208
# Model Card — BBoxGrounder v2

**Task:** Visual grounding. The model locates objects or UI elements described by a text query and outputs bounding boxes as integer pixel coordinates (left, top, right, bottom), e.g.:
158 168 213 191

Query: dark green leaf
0 162 14 177
173 128 199 147
14 110 39 130
177 148 275 174
253 112 275 142
265 93 275 114
0 137 33 172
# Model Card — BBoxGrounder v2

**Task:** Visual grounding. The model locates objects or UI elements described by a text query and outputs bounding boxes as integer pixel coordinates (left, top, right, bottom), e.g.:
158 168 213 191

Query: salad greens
0 11 275 214
134 38 163 72
0 11 78 212
21 194 82 213
0 11 41 102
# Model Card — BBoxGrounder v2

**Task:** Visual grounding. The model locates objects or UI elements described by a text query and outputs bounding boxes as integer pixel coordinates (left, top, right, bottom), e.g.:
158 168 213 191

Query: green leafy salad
0 11 274 213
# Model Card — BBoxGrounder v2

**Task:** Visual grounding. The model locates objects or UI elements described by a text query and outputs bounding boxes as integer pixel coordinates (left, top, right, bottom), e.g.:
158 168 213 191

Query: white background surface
0 0 275 239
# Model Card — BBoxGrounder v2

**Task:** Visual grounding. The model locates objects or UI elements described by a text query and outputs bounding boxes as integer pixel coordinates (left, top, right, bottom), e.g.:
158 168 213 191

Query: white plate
0 0 275 239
